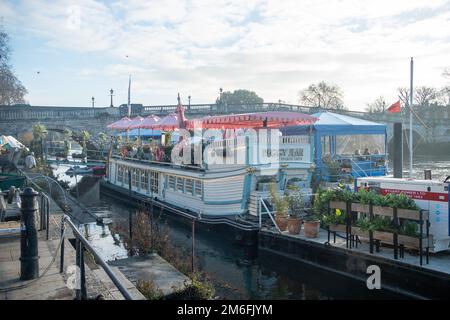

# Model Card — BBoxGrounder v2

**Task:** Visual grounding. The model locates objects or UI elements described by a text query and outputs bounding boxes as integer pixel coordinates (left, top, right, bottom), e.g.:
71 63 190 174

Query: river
52 154 448 300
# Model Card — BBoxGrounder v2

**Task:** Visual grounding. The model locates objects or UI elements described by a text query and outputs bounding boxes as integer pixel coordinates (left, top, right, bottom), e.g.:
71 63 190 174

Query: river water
52 154 449 300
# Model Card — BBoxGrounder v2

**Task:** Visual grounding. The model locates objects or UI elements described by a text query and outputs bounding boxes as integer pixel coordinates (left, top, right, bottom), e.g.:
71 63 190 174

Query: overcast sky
2 0 450 111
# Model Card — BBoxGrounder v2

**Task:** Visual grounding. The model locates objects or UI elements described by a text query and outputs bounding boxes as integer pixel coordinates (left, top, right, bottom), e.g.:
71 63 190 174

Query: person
363 148 370 155
25 152 37 169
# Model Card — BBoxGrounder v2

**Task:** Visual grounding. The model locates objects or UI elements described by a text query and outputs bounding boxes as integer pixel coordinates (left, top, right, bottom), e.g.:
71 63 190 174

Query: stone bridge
1 103 449 154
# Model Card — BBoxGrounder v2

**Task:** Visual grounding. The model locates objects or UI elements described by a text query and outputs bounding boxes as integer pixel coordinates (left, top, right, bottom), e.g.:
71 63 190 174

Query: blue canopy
116 129 162 137
281 111 386 135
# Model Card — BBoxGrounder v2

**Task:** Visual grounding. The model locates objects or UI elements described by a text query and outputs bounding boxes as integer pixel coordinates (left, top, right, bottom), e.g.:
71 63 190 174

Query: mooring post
191 219 195 273
128 170 132 240
20 187 40 280
59 216 65 273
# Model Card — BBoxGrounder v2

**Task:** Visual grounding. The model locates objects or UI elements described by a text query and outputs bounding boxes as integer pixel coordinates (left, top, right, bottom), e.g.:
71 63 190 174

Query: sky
1 0 450 111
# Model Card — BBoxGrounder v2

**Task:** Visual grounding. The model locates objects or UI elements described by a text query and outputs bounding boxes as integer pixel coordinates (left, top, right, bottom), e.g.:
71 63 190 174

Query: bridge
1 103 449 154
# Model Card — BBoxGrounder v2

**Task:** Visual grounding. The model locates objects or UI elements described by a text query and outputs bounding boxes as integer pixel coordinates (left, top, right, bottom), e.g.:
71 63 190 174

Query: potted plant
303 214 321 238
286 185 304 235
257 176 276 191
269 183 289 231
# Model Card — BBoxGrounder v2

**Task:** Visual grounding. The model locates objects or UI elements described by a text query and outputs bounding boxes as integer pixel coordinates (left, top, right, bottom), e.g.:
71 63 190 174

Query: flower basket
329 201 346 210
351 226 369 238
351 203 370 213
398 234 432 249
373 230 394 243
397 208 423 220
372 206 394 217
328 224 346 233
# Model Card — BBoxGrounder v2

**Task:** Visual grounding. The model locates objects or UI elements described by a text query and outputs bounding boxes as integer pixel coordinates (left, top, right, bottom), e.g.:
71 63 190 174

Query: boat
65 165 93 176
0 173 26 190
104 98 318 219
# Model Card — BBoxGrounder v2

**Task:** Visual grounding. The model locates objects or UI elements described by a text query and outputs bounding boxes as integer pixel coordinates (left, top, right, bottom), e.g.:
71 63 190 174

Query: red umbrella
149 113 181 131
127 116 144 129
138 114 161 129
107 117 131 130
186 111 317 129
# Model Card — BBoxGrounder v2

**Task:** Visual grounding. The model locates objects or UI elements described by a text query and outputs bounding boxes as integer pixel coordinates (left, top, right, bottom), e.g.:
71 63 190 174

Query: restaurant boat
104 97 318 219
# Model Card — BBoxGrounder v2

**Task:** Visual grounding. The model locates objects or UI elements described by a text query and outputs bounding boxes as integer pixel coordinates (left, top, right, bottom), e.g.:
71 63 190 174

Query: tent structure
107 117 131 130
185 111 317 129
281 111 387 181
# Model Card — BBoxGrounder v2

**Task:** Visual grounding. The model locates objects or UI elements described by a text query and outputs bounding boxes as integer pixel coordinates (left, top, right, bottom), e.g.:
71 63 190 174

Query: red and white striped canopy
148 113 181 131
107 117 131 130
139 114 161 129
186 111 317 129
127 116 144 129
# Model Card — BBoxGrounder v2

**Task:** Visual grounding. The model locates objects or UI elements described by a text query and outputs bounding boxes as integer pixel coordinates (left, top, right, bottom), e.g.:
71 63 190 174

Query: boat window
123 167 129 185
168 176 176 190
176 177 184 192
150 171 159 193
185 179 194 195
141 170 148 191
336 134 385 156
117 165 123 183
132 169 139 188
194 180 202 197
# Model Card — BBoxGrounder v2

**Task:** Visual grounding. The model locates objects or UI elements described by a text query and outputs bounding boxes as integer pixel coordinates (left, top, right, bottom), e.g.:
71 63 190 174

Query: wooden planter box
373 230 394 243
351 226 369 238
372 206 394 217
329 201 346 210
397 208 427 220
328 224 346 233
398 234 432 249
351 203 370 213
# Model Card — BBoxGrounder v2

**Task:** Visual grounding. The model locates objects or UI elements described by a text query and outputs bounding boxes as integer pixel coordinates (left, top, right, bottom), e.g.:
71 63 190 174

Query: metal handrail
260 198 282 233
61 216 135 300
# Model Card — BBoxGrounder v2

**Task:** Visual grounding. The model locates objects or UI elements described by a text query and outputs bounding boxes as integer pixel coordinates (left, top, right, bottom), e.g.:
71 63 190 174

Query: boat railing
60 215 136 300
111 154 206 172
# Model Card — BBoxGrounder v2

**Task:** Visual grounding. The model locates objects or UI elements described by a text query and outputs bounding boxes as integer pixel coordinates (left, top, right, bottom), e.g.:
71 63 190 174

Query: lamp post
188 95 191 110
91 97 95 108
110 89 114 107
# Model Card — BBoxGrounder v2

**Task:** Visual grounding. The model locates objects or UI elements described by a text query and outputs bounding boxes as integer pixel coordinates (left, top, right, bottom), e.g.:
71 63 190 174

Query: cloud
3 0 450 109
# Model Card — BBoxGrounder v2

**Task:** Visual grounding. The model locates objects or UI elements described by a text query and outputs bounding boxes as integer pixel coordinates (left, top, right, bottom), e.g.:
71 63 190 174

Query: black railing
60 215 135 300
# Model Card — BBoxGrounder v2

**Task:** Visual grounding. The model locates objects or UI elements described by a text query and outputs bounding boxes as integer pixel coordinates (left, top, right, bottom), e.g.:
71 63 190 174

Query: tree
81 130 90 156
0 27 27 105
443 67 450 80
414 86 438 106
98 132 108 150
438 86 450 106
366 96 387 113
299 81 345 110
215 89 263 106
397 87 410 107
32 123 47 158
63 129 72 157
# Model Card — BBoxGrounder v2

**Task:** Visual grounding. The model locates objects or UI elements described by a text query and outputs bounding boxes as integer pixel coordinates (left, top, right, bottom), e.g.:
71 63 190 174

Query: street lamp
110 89 114 107
91 96 95 108
188 95 191 110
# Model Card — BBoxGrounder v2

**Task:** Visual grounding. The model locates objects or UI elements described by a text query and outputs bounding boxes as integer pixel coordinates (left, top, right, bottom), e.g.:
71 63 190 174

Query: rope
0 227 66 292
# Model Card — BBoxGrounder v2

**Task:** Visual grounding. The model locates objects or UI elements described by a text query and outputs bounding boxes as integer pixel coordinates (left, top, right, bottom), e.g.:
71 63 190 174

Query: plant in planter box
399 220 419 237
323 157 341 182
269 183 289 231
285 185 304 235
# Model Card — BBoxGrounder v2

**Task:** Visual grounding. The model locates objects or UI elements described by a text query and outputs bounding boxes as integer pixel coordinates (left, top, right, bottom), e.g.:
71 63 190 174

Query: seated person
363 148 370 155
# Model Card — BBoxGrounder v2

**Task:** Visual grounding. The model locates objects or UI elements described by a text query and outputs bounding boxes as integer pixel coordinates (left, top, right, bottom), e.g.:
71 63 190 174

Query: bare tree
299 81 345 110
365 96 387 113
0 27 27 105
438 86 450 106
414 86 438 106
397 87 410 107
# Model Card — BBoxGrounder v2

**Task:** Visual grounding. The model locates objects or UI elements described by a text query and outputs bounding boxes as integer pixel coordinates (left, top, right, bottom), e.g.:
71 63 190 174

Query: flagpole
409 57 413 177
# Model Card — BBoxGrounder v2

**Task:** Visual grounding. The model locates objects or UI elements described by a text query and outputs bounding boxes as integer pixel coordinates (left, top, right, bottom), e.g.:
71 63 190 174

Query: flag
387 100 401 113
